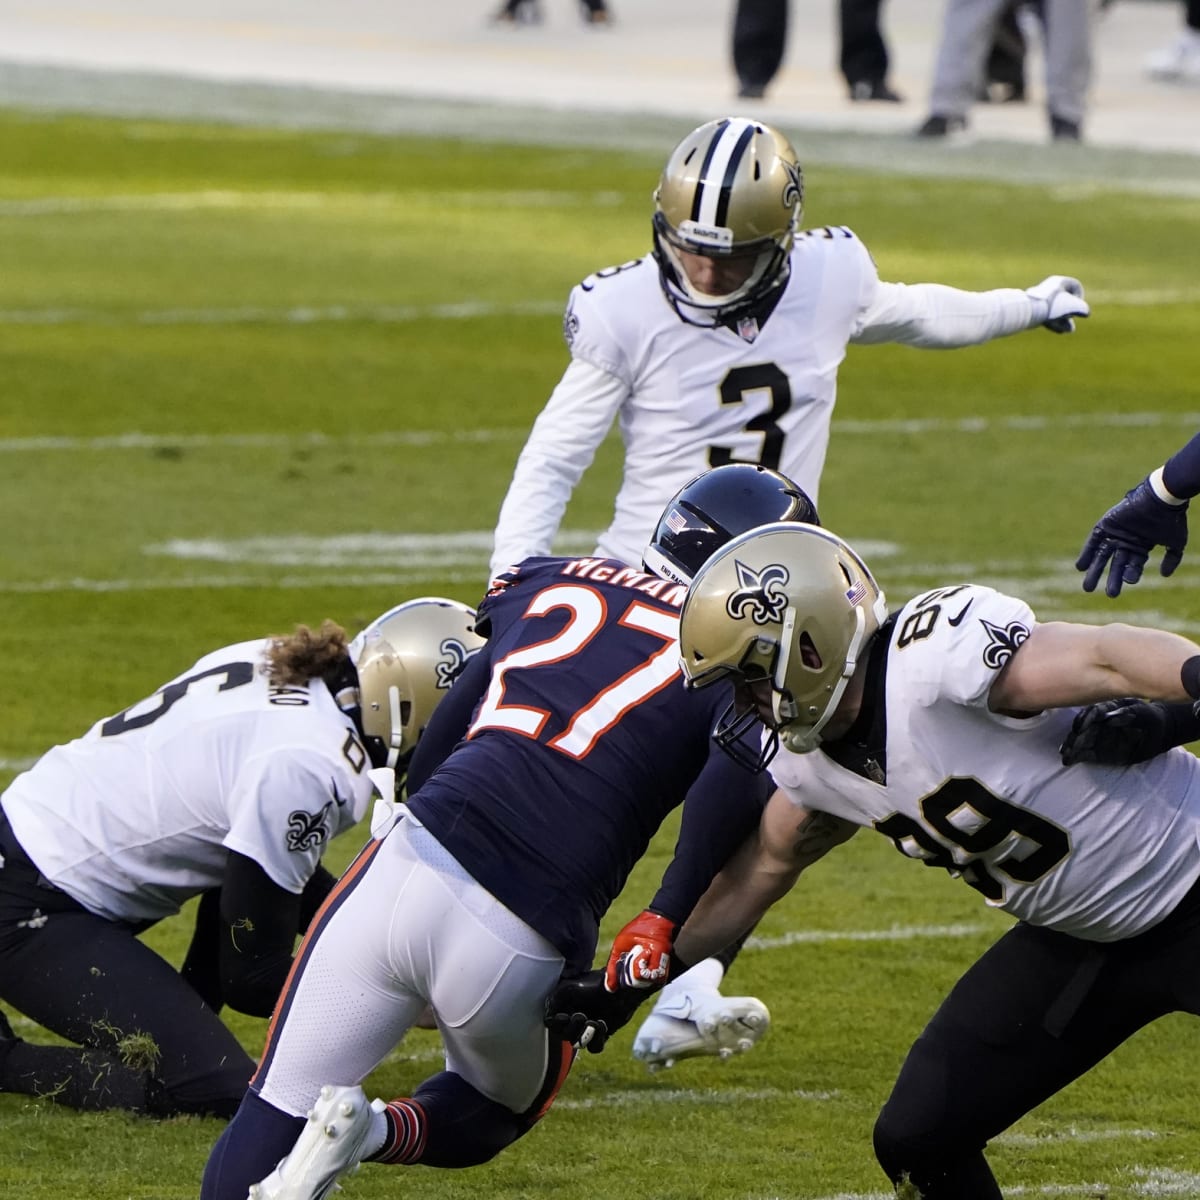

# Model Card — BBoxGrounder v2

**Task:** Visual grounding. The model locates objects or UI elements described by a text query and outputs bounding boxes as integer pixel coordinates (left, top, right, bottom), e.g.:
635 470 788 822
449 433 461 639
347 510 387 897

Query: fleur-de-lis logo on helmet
726 560 791 625
781 159 804 212
435 637 480 689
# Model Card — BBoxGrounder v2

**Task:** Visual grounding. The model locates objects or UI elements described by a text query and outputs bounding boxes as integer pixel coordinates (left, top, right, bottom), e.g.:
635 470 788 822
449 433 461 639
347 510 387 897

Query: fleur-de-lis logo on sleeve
980 619 1031 670
286 802 332 853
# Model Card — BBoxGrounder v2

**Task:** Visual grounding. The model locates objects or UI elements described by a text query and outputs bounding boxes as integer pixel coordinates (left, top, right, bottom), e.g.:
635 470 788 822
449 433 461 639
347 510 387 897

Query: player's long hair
262 620 350 687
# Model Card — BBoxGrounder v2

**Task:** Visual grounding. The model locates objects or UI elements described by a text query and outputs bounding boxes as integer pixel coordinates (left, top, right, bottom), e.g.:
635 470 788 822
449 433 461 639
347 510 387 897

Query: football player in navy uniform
490 114 1089 1066
199 466 818 1200
557 522 1200 1198
0 598 480 1118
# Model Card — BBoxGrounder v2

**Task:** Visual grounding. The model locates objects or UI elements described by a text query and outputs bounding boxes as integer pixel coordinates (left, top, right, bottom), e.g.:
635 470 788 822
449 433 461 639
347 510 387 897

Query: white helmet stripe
692 118 756 229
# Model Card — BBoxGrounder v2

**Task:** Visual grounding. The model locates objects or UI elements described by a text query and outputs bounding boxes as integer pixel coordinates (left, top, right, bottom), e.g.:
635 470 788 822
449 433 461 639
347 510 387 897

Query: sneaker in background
915 114 969 139
1144 30 1200 82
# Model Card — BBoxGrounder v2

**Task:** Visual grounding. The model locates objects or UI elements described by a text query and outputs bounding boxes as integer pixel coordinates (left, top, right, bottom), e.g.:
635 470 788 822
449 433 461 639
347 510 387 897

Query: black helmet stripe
690 119 756 230
689 117 730 223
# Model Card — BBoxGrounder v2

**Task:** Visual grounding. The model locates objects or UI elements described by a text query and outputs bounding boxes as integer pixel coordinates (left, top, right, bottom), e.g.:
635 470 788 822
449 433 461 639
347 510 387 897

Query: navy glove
544 969 650 1054
1076 477 1189 597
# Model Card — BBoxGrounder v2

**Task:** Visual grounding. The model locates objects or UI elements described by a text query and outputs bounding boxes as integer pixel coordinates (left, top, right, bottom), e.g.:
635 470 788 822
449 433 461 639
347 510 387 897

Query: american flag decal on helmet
845 581 868 605
665 507 689 534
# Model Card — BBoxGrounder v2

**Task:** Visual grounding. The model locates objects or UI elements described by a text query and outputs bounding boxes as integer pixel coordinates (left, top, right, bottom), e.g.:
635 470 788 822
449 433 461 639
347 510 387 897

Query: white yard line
746 923 991 950
0 300 562 327
3 412 1200 454
555 1086 838 1110
806 1172 1199 1200
0 296 1194 327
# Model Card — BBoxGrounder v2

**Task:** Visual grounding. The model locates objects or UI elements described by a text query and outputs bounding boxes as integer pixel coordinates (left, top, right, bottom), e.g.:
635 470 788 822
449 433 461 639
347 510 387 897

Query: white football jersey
490 230 1038 575
770 585 1200 942
1 640 373 924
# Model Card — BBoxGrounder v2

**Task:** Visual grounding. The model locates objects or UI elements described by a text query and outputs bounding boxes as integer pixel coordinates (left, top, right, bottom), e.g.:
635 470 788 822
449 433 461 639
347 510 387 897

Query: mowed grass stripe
0 190 629 215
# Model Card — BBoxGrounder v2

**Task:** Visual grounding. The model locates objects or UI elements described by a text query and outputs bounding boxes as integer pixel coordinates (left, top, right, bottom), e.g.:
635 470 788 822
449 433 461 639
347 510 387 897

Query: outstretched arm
989 620 1200 715
852 276 1087 348
673 790 859 969
1075 431 1200 597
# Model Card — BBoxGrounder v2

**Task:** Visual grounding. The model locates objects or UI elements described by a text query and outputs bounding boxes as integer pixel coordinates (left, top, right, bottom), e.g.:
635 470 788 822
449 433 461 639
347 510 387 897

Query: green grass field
1 105 1200 1199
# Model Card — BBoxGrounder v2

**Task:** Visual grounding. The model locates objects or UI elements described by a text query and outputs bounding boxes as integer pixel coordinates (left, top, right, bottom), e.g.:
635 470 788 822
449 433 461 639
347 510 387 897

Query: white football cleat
632 988 769 1071
1144 31 1200 82
249 1084 382 1200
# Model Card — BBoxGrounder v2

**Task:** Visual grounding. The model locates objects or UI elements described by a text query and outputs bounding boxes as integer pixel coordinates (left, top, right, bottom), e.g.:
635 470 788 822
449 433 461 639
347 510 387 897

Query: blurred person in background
0 599 479 1118
917 0 1092 141
838 0 904 101
731 0 789 99
492 0 610 26
1145 0 1200 81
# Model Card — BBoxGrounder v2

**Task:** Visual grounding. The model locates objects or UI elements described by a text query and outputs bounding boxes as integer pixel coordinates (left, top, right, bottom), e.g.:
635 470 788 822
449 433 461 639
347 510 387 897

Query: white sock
661 956 725 1001
363 1104 389 1160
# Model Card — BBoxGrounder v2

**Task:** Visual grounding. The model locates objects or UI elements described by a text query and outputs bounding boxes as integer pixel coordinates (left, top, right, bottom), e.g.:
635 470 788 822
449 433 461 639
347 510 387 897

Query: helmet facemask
342 597 485 776
680 524 887 768
652 214 791 327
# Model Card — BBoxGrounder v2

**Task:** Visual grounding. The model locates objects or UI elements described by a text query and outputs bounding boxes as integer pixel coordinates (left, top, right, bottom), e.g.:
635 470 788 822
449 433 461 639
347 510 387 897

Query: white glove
1026 275 1089 334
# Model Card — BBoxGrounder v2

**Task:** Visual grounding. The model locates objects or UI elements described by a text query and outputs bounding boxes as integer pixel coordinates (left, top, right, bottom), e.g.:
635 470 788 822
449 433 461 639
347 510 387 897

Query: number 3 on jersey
708 363 792 471
467 584 680 759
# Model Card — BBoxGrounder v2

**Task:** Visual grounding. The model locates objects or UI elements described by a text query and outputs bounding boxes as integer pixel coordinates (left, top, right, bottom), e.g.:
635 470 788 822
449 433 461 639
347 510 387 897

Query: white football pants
254 813 565 1118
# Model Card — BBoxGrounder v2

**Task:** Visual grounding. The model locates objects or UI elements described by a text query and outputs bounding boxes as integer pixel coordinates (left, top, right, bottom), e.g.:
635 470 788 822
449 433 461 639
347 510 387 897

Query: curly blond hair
262 619 350 687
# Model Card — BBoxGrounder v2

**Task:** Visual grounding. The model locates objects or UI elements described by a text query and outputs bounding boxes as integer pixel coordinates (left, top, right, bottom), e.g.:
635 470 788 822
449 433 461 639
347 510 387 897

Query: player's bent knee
153 1062 255 1120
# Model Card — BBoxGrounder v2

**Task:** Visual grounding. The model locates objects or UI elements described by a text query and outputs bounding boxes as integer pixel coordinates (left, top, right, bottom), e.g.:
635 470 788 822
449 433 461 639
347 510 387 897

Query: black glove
1076 477 1189 598
543 969 651 1054
1060 698 1200 766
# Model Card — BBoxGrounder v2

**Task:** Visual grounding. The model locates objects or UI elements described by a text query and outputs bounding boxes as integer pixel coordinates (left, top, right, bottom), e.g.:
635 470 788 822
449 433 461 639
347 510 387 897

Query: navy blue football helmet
643 463 819 586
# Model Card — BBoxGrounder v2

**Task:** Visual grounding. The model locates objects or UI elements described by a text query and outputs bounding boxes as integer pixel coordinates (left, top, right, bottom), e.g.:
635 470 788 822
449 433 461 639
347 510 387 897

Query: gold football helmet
347 597 485 770
652 117 803 325
679 523 887 766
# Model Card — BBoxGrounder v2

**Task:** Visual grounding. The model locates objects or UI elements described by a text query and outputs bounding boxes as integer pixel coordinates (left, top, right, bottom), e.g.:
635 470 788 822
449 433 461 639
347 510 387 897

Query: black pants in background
732 0 788 93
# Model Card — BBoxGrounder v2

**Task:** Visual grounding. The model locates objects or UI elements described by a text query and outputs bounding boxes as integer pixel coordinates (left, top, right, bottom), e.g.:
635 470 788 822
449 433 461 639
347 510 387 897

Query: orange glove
604 909 678 991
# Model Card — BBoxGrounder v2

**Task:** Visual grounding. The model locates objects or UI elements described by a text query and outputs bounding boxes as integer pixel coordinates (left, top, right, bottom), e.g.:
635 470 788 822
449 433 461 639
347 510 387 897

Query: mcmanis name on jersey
558 557 689 607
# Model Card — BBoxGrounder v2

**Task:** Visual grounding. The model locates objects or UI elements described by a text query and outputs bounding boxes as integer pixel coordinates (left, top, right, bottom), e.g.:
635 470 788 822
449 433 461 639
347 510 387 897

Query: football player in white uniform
0 598 481 1118
555 522 1200 1198
491 115 1090 1067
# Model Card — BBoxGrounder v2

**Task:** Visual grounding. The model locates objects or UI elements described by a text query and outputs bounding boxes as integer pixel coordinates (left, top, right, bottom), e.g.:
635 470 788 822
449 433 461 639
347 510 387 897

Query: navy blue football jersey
406 556 731 973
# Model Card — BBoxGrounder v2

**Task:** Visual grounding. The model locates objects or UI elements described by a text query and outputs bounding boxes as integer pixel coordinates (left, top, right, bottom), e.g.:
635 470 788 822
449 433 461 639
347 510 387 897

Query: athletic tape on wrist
1150 466 1188 507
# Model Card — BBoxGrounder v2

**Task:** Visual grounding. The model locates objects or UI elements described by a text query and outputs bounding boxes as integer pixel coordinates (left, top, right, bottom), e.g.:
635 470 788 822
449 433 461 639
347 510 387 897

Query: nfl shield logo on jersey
736 316 760 343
